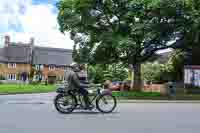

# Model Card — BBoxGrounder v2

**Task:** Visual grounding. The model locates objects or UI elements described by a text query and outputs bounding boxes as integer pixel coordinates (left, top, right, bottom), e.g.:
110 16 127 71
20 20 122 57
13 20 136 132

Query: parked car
104 80 131 91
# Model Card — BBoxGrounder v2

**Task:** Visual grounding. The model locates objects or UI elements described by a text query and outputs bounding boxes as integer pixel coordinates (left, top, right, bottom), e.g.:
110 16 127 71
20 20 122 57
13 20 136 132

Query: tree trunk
133 63 142 91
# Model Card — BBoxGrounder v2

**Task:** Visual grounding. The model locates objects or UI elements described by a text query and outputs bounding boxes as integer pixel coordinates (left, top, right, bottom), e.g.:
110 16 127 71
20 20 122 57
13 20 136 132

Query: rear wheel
54 93 77 114
96 94 117 113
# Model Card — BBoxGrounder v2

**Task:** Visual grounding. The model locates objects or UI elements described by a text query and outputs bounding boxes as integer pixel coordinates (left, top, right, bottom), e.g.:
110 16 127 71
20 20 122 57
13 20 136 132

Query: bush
142 62 173 83
29 81 40 85
185 84 200 94
112 91 161 97
0 75 5 80
88 64 128 83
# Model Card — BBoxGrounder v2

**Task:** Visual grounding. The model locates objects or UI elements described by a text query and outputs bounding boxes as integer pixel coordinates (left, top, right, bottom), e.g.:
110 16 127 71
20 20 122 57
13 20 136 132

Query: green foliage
29 67 36 80
142 62 173 83
57 0 185 64
57 0 200 89
106 64 128 81
88 64 128 83
16 73 20 80
0 75 5 80
168 50 186 81
0 84 55 94
112 91 161 97
142 50 188 83
29 81 40 85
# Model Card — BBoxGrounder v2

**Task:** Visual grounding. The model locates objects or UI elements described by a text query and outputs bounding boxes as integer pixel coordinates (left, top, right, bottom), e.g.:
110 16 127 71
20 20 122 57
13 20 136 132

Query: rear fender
56 87 66 93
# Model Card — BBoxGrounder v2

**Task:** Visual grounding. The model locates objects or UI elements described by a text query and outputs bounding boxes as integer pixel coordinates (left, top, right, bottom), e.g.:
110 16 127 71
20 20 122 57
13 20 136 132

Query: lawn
111 91 165 100
0 84 56 94
112 91 161 97
112 91 200 100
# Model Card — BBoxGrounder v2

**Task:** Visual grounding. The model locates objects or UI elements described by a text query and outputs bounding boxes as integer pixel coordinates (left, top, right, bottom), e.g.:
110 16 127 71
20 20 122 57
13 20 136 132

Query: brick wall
42 65 69 80
143 84 167 95
0 63 31 78
0 63 70 81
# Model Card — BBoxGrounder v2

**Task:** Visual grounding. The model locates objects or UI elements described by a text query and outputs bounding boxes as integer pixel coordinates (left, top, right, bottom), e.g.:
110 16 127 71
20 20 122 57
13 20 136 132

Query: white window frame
35 75 40 80
60 76 63 81
35 65 44 70
8 63 16 68
40 65 44 70
55 66 59 70
49 65 55 70
7 74 16 80
35 65 40 70
42 76 45 81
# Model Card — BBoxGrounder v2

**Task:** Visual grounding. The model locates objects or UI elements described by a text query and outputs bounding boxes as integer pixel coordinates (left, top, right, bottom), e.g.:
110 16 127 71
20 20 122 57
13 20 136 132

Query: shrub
185 84 200 94
29 81 40 85
142 62 173 83
0 75 5 80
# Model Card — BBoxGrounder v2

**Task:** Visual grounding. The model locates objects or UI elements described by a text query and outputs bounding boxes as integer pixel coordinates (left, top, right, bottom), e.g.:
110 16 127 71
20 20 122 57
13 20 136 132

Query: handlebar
90 83 102 87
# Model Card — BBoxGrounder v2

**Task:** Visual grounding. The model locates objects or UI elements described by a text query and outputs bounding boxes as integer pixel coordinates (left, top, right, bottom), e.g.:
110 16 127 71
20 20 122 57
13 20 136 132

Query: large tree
57 0 188 90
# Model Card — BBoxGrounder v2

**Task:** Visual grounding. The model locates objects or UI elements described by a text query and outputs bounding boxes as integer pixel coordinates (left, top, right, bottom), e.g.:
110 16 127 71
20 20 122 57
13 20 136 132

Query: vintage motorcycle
54 84 117 114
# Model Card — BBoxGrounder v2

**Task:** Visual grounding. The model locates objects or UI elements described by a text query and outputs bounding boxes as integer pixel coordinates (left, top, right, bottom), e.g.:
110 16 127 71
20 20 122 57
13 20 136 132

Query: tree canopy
57 0 200 90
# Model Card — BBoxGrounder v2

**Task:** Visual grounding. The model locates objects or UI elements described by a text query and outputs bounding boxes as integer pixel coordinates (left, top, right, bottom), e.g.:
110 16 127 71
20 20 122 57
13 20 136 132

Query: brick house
0 35 73 82
32 46 73 82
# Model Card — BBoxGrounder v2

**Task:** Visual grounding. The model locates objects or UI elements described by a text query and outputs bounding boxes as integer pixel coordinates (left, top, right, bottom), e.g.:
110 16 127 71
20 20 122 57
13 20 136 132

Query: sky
0 0 74 49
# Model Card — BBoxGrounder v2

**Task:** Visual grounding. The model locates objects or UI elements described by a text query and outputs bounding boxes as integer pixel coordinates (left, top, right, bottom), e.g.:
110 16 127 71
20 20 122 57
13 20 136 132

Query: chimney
4 35 10 47
30 37 34 46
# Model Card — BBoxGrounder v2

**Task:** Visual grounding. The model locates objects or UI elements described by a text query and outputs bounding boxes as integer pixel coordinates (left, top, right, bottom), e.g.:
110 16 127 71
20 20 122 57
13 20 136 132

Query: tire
96 94 117 113
54 93 77 114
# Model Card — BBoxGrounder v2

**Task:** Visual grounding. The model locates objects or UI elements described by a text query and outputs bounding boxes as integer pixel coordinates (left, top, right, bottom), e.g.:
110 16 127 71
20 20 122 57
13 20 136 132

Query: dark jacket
64 69 89 90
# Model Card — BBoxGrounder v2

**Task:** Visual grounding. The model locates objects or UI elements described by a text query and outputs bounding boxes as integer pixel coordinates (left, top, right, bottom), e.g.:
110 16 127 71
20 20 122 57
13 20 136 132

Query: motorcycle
54 84 117 114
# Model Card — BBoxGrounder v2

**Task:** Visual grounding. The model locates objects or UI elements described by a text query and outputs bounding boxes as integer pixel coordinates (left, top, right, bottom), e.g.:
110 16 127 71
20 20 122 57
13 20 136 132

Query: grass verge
112 91 200 100
0 84 55 94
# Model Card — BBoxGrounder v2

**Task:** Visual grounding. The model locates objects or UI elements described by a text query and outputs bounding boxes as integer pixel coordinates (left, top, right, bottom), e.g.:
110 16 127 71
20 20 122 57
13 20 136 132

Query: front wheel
96 94 117 113
54 93 77 114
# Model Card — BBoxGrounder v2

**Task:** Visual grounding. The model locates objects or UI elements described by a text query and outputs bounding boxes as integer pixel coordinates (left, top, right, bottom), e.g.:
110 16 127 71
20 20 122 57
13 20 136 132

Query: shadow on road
57 111 119 115
7 102 45 104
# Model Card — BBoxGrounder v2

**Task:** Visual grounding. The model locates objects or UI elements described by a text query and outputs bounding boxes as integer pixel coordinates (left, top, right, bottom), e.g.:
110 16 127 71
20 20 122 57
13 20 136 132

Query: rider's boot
83 96 94 110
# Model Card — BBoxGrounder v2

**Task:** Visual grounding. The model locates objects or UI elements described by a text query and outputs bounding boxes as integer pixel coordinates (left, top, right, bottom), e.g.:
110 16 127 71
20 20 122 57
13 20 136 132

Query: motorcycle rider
64 63 93 109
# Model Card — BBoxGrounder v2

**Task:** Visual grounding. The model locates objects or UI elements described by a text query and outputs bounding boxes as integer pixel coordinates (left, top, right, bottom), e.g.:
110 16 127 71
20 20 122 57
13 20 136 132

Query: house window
40 65 44 70
49 65 55 70
8 63 16 68
42 76 45 81
34 75 43 81
35 65 40 70
35 65 44 70
34 75 39 80
8 74 16 80
56 66 60 70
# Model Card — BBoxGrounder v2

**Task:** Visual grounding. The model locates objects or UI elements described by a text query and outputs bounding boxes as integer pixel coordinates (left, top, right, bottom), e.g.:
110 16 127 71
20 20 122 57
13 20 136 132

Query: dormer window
49 65 55 70
8 63 16 68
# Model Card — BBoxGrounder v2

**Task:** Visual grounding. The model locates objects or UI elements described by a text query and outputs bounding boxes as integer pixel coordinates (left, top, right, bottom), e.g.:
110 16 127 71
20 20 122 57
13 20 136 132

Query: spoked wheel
96 94 117 113
54 94 77 114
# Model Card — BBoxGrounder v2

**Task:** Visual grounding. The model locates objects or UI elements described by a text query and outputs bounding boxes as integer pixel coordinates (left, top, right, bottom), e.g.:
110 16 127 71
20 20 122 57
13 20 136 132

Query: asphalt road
0 93 200 133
